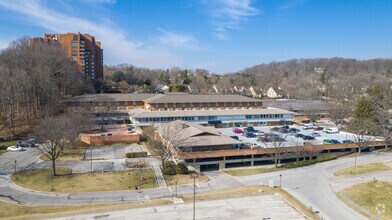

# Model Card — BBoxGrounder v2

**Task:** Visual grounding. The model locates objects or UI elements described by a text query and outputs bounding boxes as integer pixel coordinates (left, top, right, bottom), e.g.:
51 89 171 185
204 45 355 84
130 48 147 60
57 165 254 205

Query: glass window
73 35 78 40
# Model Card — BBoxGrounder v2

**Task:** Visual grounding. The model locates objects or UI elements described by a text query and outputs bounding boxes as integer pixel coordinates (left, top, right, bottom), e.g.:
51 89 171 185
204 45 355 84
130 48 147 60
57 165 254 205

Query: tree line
104 58 392 102
0 38 93 137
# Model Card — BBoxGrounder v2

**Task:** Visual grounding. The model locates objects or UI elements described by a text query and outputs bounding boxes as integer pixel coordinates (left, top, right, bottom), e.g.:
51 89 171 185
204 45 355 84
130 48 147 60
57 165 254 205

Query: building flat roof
129 108 294 118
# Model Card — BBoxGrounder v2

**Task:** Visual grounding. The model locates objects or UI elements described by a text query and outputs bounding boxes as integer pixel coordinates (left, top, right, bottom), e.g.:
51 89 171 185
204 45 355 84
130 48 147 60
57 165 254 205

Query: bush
125 151 148 158
163 163 176 175
176 163 188 174
282 156 337 169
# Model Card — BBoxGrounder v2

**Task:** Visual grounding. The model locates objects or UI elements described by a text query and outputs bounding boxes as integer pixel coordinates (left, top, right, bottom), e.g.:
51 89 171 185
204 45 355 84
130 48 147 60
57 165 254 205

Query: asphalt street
0 148 391 220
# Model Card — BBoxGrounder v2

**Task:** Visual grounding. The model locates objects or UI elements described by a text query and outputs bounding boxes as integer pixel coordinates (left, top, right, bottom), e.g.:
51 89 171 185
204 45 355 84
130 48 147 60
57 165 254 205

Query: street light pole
90 147 93 173
14 160 17 173
51 174 54 191
128 173 131 188
279 174 282 188
193 176 196 220
175 181 178 198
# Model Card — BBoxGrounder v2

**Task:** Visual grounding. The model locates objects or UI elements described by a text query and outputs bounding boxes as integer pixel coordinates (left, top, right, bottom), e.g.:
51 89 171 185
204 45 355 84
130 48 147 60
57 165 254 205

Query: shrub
163 163 176 175
125 151 148 158
176 163 188 174
282 156 337 169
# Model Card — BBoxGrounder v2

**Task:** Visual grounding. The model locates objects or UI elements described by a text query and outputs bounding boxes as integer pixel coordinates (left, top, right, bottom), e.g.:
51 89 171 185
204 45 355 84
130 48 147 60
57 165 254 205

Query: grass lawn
224 167 286 176
343 181 392 219
40 147 84 162
164 174 209 186
12 168 156 193
334 162 392 176
0 199 170 220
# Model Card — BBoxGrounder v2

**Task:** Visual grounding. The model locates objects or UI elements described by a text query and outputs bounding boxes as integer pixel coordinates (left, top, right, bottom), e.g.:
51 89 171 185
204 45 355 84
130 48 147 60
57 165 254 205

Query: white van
324 127 339 133
302 124 314 130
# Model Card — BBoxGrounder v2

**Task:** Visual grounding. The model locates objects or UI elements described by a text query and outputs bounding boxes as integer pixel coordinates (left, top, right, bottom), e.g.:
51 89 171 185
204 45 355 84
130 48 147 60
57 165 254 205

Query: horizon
0 0 391 73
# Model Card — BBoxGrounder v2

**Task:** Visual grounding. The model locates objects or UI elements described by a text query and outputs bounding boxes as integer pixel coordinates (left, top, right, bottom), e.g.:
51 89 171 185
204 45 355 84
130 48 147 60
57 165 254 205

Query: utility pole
14 160 17 173
128 173 131 188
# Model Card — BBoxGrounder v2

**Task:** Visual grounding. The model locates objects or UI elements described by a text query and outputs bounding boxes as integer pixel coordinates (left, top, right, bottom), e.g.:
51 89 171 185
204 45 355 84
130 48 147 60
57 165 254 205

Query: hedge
175 163 188 174
281 155 337 169
125 151 148 158
163 163 177 175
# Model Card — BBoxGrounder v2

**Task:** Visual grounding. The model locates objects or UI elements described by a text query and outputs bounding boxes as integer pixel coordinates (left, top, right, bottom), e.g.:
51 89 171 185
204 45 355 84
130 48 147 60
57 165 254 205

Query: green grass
343 181 392 219
224 167 286 176
12 168 156 193
334 162 392 176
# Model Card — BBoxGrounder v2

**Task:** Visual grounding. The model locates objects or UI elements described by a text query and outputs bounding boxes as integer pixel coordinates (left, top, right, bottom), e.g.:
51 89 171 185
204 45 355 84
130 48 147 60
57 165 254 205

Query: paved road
52 194 306 220
1 148 391 220
236 152 392 220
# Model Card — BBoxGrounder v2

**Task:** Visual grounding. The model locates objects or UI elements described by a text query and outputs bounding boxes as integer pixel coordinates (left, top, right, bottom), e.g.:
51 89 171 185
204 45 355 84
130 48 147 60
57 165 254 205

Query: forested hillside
104 58 392 101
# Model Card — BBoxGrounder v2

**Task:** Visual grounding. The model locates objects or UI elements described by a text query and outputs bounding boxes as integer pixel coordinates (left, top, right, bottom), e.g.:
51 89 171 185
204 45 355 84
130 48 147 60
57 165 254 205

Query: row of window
154 102 259 108
135 114 292 123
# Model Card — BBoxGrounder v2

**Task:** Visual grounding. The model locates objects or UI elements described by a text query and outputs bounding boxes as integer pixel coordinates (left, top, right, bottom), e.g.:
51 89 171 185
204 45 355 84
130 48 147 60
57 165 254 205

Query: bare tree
144 121 194 167
348 118 377 154
370 90 392 149
259 131 288 167
35 116 68 176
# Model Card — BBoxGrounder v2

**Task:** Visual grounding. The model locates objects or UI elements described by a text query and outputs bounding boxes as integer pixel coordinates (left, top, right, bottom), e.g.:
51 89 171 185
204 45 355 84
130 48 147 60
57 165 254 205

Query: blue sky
0 0 391 73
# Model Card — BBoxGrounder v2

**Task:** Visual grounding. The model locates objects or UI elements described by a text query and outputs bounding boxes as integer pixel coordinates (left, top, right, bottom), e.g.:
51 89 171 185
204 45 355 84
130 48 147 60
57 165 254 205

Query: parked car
324 139 340 144
302 135 315 140
7 146 24 152
281 125 289 130
232 127 239 131
270 127 280 132
310 132 321 137
100 134 105 136
342 140 354 144
313 127 324 131
107 133 112 136
280 128 290 133
302 124 314 130
233 129 244 134
17 141 35 148
289 128 300 133
301 119 311 124
330 139 341 144
255 130 265 136
295 133 305 138
230 135 239 140
324 127 339 133
243 126 255 132
243 132 256 138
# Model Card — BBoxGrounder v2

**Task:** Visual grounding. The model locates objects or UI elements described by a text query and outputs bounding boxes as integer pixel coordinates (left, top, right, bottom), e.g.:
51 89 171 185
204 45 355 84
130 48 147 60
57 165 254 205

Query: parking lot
218 125 382 149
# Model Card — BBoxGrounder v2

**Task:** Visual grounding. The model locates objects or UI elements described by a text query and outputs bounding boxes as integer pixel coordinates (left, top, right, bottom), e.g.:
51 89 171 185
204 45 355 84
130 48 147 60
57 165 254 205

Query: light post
279 174 282 188
90 147 93 173
14 160 17 173
128 173 131 188
175 181 178 198
190 173 198 220
354 150 357 167
51 174 54 191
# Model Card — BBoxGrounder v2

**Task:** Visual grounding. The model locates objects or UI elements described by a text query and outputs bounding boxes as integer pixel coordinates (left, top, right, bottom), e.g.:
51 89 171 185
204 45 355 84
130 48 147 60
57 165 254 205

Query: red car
301 120 311 124
233 129 244 134
313 127 324 131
